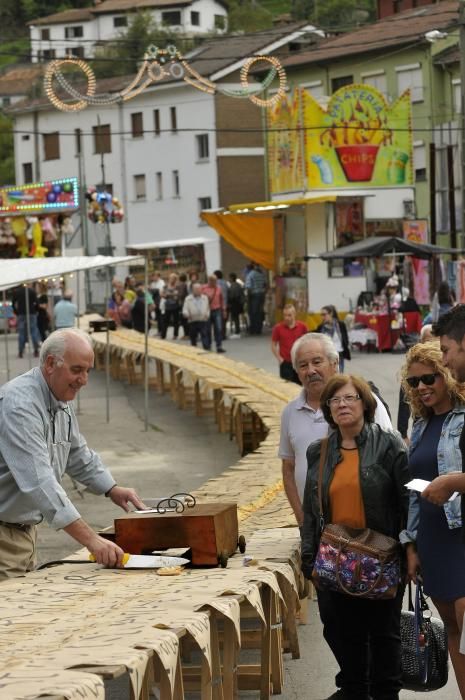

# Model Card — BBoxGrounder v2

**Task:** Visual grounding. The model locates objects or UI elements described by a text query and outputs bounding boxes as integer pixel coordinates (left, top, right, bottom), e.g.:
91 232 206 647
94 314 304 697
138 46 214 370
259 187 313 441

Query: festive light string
44 44 288 112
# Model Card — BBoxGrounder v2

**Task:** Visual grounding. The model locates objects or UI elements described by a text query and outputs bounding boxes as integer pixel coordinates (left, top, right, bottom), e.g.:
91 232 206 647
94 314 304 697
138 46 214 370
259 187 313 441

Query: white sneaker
229 334 241 339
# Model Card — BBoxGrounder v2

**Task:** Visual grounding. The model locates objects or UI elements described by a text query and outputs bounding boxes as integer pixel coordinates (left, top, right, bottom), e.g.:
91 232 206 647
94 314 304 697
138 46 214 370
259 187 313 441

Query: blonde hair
400 341 465 419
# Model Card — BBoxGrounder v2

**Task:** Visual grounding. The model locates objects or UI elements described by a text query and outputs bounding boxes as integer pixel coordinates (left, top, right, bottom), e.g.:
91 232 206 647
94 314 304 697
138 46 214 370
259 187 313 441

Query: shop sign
0 178 79 214
267 85 413 193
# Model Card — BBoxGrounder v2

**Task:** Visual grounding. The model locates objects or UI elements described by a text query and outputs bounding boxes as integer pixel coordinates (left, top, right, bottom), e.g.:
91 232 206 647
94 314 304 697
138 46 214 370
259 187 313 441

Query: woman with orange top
301 374 409 700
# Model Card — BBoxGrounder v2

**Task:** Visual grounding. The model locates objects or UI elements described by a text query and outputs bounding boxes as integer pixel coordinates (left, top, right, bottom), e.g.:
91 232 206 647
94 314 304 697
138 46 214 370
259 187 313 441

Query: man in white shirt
278 332 392 700
279 332 391 527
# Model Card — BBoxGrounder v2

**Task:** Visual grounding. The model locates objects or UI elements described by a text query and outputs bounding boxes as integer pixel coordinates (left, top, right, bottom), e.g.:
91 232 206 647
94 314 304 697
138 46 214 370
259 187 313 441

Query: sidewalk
0 330 459 698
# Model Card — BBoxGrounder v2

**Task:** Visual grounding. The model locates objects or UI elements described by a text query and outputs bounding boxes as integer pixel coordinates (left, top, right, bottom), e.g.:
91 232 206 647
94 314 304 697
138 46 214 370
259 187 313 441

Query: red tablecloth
354 311 401 351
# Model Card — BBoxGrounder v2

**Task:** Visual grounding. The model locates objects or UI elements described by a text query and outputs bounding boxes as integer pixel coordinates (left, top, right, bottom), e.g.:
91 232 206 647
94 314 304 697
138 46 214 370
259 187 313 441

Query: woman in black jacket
317 304 351 371
302 373 409 700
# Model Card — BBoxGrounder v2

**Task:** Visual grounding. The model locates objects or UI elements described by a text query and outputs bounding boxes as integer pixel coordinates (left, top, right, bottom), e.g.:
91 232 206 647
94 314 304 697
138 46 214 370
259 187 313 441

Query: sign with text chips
267 85 413 194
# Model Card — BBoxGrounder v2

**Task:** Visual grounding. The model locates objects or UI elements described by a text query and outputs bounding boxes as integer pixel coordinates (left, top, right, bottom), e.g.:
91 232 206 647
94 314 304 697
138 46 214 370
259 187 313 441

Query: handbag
311 437 400 599
401 581 448 691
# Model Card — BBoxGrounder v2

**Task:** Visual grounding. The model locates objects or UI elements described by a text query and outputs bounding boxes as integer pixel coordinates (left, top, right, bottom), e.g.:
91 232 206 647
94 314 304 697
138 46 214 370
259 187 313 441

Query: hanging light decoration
44 45 287 112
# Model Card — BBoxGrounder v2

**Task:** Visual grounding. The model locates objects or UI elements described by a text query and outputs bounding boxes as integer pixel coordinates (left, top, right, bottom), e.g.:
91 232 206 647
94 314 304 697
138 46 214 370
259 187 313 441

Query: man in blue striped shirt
0 328 145 579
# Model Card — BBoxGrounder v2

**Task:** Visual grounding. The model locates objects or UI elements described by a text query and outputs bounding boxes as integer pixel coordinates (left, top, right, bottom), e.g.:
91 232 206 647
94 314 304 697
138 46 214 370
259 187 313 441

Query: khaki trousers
0 522 37 580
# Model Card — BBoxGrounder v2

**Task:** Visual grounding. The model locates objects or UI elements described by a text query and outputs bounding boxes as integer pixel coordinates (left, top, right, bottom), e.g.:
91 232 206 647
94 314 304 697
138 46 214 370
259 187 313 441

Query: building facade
29 0 229 63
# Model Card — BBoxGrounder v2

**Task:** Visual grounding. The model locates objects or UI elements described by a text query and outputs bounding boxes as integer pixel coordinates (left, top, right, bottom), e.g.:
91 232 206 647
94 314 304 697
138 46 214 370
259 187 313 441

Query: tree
292 0 376 28
227 1 273 33
0 113 15 186
91 11 180 78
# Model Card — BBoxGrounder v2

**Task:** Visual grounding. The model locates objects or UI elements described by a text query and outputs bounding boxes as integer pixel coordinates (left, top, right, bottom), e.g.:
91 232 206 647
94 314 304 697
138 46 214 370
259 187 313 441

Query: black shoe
324 691 346 700
33 350 39 358
217 347 226 353
18 352 23 359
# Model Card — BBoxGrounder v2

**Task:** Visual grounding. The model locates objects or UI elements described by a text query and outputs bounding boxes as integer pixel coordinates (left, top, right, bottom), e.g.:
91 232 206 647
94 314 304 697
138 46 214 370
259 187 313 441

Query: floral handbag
311 438 401 599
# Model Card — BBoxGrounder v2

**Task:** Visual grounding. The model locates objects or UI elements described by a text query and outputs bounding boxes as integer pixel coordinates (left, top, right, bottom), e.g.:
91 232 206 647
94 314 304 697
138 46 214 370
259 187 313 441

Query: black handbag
401 582 448 691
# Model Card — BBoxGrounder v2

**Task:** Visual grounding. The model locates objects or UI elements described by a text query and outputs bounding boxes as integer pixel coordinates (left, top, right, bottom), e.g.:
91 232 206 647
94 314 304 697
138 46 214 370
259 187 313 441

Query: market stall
127 237 212 280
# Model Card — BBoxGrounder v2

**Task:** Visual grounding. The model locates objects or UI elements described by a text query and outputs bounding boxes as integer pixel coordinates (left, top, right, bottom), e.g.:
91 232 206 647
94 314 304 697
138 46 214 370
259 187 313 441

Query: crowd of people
278 304 465 700
6 262 465 699
107 262 269 353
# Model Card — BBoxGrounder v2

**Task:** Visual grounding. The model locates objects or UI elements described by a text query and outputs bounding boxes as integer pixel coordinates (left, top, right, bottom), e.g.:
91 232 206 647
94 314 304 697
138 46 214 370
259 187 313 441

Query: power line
1 123 464 137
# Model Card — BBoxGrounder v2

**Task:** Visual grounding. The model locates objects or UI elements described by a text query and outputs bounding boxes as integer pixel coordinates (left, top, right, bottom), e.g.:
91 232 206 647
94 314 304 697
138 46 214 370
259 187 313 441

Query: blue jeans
248 293 265 334
209 309 223 350
17 314 40 354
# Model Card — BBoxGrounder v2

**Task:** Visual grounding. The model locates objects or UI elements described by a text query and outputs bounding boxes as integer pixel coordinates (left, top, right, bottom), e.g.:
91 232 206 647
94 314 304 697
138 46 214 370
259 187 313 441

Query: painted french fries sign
267 84 413 193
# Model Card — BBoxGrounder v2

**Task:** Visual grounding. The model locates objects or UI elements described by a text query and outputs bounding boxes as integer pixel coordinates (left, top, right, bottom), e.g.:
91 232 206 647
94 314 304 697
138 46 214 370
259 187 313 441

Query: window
191 10 200 25
170 106 177 132
331 75 353 92
99 183 113 195
2 97 10 107
172 170 180 197
214 14 226 30
66 46 84 58
362 71 387 98
153 109 161 135
396 63 423 102
162 10 181 25
198 196 212 212
39 49 56 60
41 28 50 40
414 141 427 182
393 0 402 12
131 112 144 138
113 16 128 27
65 25 84 38
21 134 30 141
22 163 33 182
134 174 146 201
453 79 461 114
93 123 111 153
196 134 209 160
156 172 163 200
43 132 60 161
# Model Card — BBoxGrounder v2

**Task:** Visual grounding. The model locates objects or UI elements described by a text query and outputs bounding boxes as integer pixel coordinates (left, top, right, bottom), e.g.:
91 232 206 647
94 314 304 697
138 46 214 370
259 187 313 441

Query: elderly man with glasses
0 328 145 580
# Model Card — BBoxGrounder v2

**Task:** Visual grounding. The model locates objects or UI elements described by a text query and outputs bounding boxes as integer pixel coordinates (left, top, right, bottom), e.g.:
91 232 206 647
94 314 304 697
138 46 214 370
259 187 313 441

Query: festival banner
303 84 413 189
267 89 304 194
0 177 79 214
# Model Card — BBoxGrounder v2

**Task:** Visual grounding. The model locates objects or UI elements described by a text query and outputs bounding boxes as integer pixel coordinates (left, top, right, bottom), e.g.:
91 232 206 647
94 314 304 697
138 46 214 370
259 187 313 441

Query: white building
11 23 324 281
29 0 228 63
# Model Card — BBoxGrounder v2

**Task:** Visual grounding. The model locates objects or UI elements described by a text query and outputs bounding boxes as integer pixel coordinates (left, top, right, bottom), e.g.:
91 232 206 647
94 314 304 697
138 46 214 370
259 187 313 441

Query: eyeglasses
326 394 361 407
406 373 439 389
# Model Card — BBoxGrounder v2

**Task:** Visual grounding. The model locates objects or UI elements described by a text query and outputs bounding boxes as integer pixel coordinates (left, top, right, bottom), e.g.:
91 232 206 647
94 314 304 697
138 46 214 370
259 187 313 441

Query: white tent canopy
0 255 144 292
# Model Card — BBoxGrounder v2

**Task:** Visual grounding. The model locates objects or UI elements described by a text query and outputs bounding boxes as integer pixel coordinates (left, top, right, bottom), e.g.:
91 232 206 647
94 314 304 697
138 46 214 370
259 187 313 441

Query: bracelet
105 484 117 497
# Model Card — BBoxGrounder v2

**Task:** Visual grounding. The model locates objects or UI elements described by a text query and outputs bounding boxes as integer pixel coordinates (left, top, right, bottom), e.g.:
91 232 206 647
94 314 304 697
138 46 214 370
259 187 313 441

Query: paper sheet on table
406 479 459 501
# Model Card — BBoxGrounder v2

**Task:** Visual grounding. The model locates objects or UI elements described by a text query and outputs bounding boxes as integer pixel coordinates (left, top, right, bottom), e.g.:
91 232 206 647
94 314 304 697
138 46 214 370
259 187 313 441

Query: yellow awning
228 194 337 212
201 212 275 270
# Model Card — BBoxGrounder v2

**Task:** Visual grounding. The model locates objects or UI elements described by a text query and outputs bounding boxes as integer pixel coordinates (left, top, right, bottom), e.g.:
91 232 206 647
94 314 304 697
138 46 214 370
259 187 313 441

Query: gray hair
291 332 339 370
39 328 93 367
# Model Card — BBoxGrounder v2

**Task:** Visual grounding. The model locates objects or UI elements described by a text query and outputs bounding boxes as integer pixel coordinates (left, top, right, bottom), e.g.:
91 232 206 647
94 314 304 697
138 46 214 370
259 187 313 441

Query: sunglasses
406 372 439 389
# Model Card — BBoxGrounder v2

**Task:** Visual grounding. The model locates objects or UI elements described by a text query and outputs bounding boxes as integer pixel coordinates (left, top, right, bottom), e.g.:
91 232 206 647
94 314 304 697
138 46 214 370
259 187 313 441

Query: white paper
124 555 190 569
405 479 459 502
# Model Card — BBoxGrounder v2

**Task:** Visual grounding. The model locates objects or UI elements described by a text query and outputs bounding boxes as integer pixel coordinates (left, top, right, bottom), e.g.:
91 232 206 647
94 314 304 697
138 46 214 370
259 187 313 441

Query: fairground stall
203 83 418 325
0 177 79 259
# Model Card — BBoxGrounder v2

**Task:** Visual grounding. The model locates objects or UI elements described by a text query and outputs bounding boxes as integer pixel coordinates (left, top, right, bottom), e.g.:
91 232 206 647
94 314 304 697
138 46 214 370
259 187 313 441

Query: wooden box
114 503 239 566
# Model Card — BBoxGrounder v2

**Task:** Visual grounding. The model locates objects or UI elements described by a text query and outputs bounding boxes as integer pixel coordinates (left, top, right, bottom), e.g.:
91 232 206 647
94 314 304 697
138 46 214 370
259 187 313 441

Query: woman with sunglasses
401 342 465 697
302 374 408 700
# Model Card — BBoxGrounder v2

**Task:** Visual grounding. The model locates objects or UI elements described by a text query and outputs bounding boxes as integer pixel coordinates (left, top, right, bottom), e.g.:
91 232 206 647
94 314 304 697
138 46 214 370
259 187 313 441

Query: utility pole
460 0 465 247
